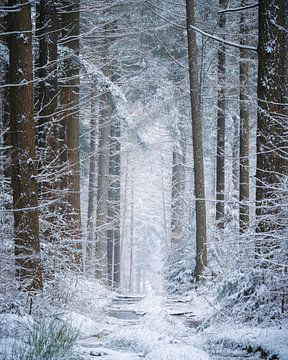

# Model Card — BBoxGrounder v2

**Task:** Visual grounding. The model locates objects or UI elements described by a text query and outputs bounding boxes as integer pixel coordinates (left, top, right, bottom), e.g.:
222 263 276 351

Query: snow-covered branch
189 25 257 51
218 3 259 14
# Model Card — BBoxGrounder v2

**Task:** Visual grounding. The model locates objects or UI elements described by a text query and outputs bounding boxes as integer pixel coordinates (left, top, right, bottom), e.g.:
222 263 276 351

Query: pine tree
86 88 98 274
60 0 82 266
215 0 226 229
186 0 207 281
8 0 43 290
239 0 250 233
256 0 286 252
108 116 121 288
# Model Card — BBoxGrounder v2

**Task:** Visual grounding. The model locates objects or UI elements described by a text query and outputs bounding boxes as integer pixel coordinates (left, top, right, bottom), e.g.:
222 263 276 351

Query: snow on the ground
0 313 32 337
202 321 288 359
69 286 288 360
73 293 210 359
0 278 287 359
78 346 142 360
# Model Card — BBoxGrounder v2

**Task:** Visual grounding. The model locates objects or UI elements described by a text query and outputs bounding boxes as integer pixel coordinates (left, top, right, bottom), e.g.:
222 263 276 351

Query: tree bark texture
215 0 226 229
108 117 121 288
37 0 59 173
95 91 111 281
60 0 82 266
86 89 98 274
0 14 11 180
37 0 61 255
186 0 207 281
8 0 43 290
170 147 185 245
239 0 250 233
95 14 119 284
256 0 287 251
129 173 134 292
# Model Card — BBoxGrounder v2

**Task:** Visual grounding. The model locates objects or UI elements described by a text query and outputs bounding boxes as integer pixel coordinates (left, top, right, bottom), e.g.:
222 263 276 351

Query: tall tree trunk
37 0 60 255
0 11 10 246
170 148 185 245
95 13 116 283
108 116 121 288
120 155 129 288
239 0 250 233
0 14 11 180
37 0 58 161
232 115 239 195
129 172 135 292
284 3 288 113
95 91 111 281
186 0 207 281
60 0 82 266
105 15 121 289
256 0 286 252
8 0 42 291
86 89 97 274
215 0 226 229
161 164 168 242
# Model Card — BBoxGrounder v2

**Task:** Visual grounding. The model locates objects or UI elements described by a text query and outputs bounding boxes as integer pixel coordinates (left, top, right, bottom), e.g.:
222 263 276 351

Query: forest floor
67 281 288 360
1 278 287 359
75 293 211 359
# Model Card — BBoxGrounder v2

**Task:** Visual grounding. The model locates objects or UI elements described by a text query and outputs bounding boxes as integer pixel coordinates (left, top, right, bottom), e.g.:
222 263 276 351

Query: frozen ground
63 282 288 360
0 279 287 359
74 294 210 360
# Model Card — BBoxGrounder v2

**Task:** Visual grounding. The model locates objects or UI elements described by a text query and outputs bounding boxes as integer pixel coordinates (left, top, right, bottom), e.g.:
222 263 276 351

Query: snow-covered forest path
74 293 265 360
77 293 210 359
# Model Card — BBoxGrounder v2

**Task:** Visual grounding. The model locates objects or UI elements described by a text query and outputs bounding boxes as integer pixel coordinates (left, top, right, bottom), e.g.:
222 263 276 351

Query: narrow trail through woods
76 294 259 360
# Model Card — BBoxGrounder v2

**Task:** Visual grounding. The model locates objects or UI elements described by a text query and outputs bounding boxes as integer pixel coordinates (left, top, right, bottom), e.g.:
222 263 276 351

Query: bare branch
218 3 259 14
189 25 257 52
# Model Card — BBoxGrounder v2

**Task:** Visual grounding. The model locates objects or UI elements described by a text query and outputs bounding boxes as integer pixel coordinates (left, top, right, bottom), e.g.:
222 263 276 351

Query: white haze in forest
0 0 287 359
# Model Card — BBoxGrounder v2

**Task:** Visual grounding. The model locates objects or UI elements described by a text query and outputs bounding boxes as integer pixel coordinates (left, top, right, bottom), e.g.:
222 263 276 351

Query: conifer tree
186 0 207 281
8 0 43 290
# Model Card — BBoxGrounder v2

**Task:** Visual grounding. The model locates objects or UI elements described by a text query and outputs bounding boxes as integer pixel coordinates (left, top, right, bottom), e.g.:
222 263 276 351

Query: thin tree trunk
103 14 121 289
95 13 117 283
239 0 250 233
232 115 239 195
8 0 43 291
129 168 135 292
161 164 168 242
60 0 82 266
120 155 129 288
86 89 97 273
95 92 111 281
108 117 121 288
95 96 111 281
215 0 226 229
186 0 207 281
170 150 184 245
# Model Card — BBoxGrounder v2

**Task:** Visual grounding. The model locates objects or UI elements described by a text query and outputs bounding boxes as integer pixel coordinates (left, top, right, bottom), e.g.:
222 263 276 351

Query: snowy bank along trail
0 279 288 360
62 282 287 360
1 280 287 359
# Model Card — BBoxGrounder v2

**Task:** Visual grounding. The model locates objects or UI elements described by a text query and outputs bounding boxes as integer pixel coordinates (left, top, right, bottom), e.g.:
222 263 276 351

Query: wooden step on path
108 309 146 321
112 294 145 305
108 294 146 325
166 299 203 329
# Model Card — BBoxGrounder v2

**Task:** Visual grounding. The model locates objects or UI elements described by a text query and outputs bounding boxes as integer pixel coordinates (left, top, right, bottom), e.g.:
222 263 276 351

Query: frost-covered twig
189 25 257 52
218 3 258 14
203 296 227 319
